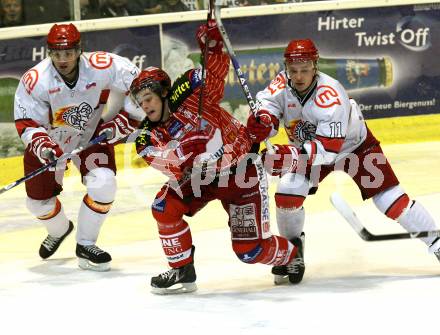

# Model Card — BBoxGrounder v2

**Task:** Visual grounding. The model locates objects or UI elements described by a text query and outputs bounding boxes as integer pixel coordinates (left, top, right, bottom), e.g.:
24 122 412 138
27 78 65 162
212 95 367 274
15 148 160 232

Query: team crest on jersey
286 119 316 144
59 102 94 130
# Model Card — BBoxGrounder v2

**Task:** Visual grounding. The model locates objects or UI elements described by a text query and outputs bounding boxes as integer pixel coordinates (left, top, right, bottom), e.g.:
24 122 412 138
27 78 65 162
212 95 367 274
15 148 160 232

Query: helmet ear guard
284 39 319 63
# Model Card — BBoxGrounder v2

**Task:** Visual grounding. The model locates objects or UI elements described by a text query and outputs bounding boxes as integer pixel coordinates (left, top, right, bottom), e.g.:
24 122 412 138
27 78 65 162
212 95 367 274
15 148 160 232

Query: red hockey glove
261 144 299 176
30 132 63 165
96 111 138 145
196 19 224 54
178 135 208 170
247 109 277 143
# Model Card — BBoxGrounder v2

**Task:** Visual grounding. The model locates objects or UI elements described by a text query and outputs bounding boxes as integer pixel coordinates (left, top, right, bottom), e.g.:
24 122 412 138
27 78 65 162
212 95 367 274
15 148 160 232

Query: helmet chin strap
159 99 167 123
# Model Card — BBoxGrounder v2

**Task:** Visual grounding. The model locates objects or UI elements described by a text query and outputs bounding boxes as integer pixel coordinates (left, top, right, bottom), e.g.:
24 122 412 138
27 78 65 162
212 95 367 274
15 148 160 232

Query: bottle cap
382 56 393 87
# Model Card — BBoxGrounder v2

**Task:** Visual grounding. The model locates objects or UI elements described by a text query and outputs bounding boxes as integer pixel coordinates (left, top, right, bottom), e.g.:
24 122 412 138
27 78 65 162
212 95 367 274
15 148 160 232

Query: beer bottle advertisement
163 4 439 119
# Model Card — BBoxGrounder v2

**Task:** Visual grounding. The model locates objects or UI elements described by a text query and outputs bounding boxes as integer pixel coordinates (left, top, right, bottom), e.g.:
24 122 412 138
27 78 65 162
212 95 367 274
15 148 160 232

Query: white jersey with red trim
14 52 140 152
256 71 367 166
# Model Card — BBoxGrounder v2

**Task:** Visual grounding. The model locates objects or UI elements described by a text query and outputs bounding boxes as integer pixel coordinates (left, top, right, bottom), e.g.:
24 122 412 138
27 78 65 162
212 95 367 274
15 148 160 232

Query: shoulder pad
168 69 199 112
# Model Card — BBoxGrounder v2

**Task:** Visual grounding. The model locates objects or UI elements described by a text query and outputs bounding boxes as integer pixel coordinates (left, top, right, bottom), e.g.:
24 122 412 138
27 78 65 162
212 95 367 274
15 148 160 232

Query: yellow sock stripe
37 198 62 220
83 194 113 214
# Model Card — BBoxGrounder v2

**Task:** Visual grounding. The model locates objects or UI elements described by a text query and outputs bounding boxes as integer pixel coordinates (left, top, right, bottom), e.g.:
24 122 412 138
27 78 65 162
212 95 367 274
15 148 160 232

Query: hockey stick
330 192 440 241
0 129 111 195
213 0 274 153
196 0 214 131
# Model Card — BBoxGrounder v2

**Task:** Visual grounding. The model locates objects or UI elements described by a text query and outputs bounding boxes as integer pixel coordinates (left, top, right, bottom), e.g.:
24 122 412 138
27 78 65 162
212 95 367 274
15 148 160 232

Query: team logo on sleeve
314 85 341 108
22 69 38 94
267 73 286 95
60 102 94 130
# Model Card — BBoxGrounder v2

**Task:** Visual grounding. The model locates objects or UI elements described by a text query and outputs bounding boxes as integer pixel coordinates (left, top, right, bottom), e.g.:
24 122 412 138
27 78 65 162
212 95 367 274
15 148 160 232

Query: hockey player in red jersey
14 23 141 271
130 20 300 294
247 38 440 284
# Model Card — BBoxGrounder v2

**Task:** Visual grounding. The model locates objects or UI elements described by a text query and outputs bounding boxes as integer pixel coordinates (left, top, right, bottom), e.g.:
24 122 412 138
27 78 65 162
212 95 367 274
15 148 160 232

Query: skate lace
83 245 105 256
287 257 304 274
42 235 60 250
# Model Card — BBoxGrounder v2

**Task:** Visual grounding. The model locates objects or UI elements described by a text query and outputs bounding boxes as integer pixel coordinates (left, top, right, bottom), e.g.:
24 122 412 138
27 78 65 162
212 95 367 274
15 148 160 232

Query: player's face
285 60 316 94
49 48 80 79
135 88 169 123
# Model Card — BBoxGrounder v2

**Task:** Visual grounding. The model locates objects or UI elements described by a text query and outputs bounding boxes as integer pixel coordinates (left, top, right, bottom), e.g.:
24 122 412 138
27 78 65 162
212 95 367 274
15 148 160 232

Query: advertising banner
162 3 440 120
0 3 438 157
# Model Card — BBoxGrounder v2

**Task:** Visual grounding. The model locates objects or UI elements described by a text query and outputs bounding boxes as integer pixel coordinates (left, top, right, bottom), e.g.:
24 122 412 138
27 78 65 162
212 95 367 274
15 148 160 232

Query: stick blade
330 192 371 241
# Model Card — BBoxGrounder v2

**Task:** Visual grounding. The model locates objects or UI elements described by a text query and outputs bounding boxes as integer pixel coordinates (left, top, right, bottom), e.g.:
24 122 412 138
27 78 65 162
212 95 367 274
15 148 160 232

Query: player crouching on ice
129 21 302 294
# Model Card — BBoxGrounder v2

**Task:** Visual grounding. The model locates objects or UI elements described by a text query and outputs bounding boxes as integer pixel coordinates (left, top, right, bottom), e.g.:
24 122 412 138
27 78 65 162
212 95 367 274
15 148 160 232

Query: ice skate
428 237 440 262
76 244 112 271
39 221 74 259
151 246 197 295
272 232 305 285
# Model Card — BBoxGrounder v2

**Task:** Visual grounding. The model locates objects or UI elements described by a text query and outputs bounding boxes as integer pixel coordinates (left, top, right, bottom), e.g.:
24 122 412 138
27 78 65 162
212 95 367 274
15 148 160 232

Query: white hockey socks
77 194 113 245
26 196 70 238
398 201 438 247
276 206 305 240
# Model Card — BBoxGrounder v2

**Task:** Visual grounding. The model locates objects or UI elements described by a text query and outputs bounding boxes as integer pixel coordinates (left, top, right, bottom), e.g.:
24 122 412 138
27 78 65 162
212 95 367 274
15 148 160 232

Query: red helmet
47 23 81 50
284 39 319 63
130 67 171 99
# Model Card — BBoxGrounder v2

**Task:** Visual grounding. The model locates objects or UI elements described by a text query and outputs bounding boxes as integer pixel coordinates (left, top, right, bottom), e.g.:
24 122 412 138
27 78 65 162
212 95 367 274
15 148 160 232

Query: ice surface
1 142 439 335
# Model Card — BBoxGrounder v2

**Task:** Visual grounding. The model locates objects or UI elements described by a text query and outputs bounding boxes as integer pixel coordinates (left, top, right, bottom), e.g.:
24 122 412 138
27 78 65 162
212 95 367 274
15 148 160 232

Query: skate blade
78 258 111 272
151 282 197 295
274 275 289 285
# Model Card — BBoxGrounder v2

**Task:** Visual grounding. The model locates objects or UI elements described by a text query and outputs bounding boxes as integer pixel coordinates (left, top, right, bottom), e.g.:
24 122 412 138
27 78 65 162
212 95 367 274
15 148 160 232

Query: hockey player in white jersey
14 23 141 271
247 38 440 284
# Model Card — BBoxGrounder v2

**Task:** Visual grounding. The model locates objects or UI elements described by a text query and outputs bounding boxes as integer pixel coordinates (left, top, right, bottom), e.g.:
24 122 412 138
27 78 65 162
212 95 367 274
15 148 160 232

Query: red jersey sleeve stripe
315 135 345 153
99 89 111 104
308 141 317 165
15 118 40 137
